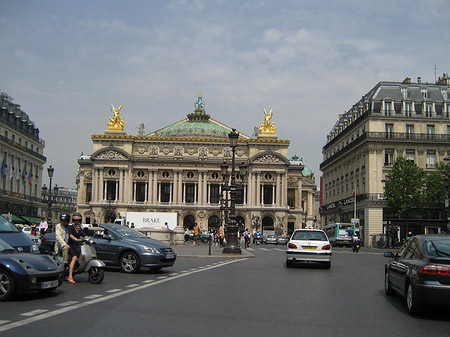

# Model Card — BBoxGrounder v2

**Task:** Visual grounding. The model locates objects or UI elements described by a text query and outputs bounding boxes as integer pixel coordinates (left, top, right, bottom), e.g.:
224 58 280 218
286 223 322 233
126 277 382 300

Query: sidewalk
171 242 255 258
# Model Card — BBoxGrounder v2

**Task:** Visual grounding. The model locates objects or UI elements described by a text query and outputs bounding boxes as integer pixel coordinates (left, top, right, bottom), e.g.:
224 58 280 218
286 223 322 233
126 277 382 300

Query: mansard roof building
320 75 450 246
0 91 46 223
76 95 317 235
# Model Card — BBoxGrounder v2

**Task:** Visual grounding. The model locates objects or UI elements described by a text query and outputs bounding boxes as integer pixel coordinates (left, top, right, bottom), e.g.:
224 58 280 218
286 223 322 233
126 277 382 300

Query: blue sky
1 0 449 188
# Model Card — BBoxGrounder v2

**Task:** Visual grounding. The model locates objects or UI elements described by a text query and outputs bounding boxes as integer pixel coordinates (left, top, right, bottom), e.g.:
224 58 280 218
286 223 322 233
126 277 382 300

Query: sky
1 0 449 189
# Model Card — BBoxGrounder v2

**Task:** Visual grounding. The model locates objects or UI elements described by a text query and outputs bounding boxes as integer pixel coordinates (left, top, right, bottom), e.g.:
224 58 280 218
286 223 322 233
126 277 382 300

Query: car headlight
31 244 39 252
142 245 159 254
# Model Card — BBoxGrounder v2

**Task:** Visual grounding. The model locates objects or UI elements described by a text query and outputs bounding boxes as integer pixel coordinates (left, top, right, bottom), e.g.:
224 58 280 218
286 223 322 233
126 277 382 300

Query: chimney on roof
402 77 411 84
417 77 422 83
436 73 450 85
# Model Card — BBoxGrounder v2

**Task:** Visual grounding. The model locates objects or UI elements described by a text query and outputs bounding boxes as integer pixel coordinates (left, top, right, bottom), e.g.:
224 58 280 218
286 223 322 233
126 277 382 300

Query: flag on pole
28 171 33 185
9 164 13 180
1 157 6 178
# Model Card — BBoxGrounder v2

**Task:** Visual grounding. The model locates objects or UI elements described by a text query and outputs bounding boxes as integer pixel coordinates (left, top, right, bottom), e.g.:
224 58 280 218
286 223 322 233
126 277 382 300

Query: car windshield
114 226 147 239
424 239 450 257
0 238 15 252
0 216 20 233
292 231 327 241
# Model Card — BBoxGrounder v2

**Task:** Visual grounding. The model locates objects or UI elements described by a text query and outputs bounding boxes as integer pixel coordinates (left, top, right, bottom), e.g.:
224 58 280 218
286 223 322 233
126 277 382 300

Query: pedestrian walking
193 223 201 246
184 228 190 245
38 217 48 235
219 225 225 248
243 228 251 249
30 221 37 236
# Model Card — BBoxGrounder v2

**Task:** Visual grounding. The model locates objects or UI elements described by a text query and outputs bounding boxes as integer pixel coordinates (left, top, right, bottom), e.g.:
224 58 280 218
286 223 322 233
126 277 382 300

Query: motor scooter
254 232 262 245
64 237 106 284
352 239 360 253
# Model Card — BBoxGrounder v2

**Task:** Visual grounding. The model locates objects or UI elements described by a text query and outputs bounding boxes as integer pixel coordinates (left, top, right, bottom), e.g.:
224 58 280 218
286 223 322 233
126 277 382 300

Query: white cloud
1 1 449 188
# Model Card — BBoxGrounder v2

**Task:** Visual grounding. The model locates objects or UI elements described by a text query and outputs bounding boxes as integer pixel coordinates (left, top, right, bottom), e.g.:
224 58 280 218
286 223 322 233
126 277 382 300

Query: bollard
208 237 212 255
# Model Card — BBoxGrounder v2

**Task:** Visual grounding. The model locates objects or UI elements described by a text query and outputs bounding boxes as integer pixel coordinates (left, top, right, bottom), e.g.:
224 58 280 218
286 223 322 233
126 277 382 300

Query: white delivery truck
114 212 177 230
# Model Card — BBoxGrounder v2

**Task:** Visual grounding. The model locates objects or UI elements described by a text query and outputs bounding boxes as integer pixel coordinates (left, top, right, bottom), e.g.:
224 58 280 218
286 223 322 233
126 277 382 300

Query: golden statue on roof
107 104 125 132
259 108 276 136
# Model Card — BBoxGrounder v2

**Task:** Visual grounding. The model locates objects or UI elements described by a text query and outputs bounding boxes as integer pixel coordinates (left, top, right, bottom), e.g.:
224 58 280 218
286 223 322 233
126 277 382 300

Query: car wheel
120 252 140 273
384 271 395 296
88 267 105 284
0 269 15 302
286 260 293 268
406 281 421 315
323 261 331 269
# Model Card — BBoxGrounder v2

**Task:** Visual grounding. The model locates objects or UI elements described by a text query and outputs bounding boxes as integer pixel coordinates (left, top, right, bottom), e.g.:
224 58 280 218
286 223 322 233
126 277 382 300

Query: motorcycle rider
67 212 86 284
55 213 71 273
352 232 360 252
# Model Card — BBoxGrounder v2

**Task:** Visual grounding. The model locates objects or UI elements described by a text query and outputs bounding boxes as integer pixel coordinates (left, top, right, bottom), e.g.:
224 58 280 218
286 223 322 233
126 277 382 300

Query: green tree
384 157 425 219
422 171 445 218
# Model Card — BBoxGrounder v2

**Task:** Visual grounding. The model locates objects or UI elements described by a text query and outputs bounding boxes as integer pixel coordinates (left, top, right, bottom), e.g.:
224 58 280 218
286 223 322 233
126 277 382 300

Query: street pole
47 166 54 230
223 129 242 254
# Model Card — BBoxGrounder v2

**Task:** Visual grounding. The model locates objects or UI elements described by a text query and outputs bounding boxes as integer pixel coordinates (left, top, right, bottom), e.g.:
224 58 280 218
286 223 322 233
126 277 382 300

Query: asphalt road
1 245 450 337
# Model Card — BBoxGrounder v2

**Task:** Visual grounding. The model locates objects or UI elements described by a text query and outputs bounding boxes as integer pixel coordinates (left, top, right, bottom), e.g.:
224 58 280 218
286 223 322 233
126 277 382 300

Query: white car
286 229 332 269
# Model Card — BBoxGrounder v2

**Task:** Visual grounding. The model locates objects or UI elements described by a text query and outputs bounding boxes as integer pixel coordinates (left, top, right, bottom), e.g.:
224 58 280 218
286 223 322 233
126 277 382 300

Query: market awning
20 216 42 224
8 215 26 224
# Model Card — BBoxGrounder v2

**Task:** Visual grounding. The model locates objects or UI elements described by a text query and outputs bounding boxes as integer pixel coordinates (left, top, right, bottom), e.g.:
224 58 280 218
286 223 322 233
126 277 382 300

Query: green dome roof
152 94 231 139
153 119 231 139
302 165 312 177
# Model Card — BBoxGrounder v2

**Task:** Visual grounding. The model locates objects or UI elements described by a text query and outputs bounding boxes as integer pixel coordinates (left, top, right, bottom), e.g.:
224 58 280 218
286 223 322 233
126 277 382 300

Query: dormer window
384 101 393 116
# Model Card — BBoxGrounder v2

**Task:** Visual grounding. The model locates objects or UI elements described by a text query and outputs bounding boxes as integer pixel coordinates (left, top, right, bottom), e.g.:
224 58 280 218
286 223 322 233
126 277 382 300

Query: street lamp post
221 129 246 254
42 165 59 231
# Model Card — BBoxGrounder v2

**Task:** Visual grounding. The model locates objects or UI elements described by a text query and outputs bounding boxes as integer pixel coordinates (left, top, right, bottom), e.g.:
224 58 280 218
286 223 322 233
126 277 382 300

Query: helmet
60 213 70 222
72 212 82 221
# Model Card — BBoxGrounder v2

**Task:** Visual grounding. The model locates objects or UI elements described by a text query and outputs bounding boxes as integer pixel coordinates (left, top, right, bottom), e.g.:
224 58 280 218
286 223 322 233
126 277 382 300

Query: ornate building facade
76 95 317 235
320 75 450 246
0 91 46 224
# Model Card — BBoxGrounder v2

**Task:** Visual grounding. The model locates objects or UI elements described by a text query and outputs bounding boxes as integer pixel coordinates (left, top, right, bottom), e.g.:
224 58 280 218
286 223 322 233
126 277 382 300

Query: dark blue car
0 215 40 254
0 238 64 301
94 223 176 273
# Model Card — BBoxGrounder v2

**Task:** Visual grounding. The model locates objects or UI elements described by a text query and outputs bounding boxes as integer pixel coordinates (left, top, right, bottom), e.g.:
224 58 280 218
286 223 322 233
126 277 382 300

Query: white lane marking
156 276 168 279
20 309 48 316
0 258 248 333
56 301 79 307
259 248 270 251
142 280 155 283
0 321 11 325
105 288 122 293
84 294 102 299
126 284 141 288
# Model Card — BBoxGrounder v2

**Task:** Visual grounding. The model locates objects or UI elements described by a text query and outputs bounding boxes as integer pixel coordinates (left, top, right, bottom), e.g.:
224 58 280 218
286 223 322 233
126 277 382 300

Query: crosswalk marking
21 309 48 317
56 301 79 307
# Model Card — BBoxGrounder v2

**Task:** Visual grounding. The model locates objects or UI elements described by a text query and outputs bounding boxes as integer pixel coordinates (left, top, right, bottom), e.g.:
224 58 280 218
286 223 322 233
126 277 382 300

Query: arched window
183 215 195 230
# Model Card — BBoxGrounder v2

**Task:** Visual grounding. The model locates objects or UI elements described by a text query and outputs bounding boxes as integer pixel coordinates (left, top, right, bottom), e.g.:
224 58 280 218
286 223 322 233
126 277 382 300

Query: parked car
277 236 289 245
265 234 277 244
189 231 212 243
93 223 176 273
286 229 332 268
0 215 39 254
39 232 56 254
0 237 64 301
384 234 450 315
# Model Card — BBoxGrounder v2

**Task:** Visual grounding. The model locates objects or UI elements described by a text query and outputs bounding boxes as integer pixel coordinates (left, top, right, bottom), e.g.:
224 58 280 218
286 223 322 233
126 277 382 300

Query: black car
384 235 450 314
93 224 176 273
39 232 56 254
0 238 64 301
0 215 40 254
